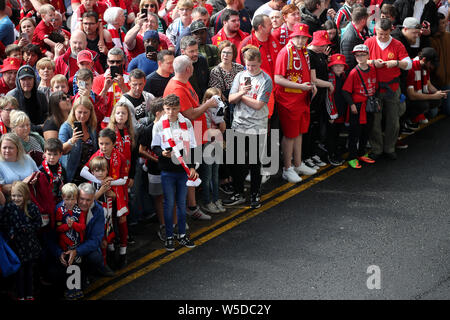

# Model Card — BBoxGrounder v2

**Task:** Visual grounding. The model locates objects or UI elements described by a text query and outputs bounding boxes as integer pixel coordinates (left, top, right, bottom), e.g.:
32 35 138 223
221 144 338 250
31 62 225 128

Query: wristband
396 60 399 67
68 139 74 146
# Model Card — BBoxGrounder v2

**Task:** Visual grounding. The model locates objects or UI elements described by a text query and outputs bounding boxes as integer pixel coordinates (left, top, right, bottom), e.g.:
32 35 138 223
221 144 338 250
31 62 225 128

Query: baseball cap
0 57 21 73
289 23 312 38
190 20 207 33
144 30 160 42
17 65 35 80
421 47 439 67
352 44 370 54
77 50 93 64
403 17 421 29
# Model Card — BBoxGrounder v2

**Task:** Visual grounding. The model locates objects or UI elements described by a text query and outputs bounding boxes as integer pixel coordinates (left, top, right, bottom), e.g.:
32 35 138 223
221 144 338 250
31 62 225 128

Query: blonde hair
67 96 97 130
139 0 159 10
11 181 31 216
242 45 261 62
50 74 68 88
177 0 194 10
39 4 55 15
107 103 135 147
203 87 224 104
36 57 55 71
61 183 78 199
89 156 109 172
0 96 19 110
0 133 26 162
9 110 31 129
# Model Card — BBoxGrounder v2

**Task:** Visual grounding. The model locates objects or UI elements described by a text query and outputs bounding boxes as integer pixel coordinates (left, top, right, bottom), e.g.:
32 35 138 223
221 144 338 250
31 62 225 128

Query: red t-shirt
126 33 170 61
77 2 109 23
163 79 208 145
32 20 55 52
342 65 378 124
274 43 311 110
237 32 279 79
364 36 409 93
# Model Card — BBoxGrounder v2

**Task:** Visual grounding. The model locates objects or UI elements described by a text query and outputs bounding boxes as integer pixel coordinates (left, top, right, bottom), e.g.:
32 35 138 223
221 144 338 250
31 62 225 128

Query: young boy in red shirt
342 44 378 169
32 4 57 57
274 24 317 183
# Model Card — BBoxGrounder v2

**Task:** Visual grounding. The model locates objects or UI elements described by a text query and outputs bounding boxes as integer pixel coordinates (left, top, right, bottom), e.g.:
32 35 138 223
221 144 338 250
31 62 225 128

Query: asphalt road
102 116 450 300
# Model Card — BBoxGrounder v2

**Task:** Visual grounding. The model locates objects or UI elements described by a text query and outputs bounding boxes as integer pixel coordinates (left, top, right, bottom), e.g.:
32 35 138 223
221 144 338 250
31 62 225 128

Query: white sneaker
312 155 327 167
214 200 226 213
245 173 251 182
202 202 221 214
295 162 317 176
419 118 429 124
261 174 270 184
282 167 302 183
186 206 211 220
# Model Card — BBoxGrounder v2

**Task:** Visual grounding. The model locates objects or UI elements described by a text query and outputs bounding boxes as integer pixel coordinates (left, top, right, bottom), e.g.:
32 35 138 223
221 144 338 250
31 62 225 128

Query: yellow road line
85 176 303 293
88 164 347 300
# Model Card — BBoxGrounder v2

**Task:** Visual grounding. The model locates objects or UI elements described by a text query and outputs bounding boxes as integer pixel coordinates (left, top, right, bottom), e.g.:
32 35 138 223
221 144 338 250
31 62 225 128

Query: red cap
77 50 93 64
0 57 21 73
310 30 332 46
328 54 348 69
289 24 312 38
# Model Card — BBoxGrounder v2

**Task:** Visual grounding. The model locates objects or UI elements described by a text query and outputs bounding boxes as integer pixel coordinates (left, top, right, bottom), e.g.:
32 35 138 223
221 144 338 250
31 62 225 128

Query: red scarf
41 159 62 190
284 41 310 93
278 24 290 46
115 127 131 170
161 113 201 187
0 120 7 135
326 71 339 120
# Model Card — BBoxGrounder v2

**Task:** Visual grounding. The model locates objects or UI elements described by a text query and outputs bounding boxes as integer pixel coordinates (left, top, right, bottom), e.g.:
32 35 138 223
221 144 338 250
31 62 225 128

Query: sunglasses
144 4 156 8
62 95 70 101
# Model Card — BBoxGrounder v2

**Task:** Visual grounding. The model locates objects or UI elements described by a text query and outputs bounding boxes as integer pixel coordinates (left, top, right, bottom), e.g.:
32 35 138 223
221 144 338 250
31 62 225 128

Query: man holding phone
92 47 130 128
127 30 160 76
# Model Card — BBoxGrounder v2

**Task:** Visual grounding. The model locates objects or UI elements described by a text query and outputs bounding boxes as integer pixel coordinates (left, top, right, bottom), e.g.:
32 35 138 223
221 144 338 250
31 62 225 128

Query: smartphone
78 80 86 89
21 33 29 41
110 65 122 78
140 8 147 18
165 147 173 152
74 121 82 132
244 77 251 86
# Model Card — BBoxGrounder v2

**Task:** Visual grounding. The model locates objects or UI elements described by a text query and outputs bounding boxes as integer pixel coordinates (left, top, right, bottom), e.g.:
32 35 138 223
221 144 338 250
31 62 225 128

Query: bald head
70 30 88 56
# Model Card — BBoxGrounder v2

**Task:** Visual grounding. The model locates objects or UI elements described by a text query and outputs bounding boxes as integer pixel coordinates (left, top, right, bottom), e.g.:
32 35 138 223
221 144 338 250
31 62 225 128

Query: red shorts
278 104 310 138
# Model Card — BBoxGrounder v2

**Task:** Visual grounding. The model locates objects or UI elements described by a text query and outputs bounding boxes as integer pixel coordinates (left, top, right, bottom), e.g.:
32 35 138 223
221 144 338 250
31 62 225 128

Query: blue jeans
161 171 188 238
200 163 219 204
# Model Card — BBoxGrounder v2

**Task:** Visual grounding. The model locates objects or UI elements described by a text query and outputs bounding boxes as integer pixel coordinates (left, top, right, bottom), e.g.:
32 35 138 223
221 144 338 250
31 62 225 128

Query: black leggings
226 131 264 195
16 261 33 299
348 105 374 159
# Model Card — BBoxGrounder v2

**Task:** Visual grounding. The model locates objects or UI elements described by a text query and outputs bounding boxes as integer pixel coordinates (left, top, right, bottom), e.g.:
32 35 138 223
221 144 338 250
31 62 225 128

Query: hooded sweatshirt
6 65 49 134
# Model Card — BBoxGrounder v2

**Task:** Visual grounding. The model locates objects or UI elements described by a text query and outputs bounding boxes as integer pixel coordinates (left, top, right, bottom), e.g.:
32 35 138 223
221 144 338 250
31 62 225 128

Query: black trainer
178 235 196 248
165 237 175 251
328 154 345 166
250 193 261 209
405 120 419 130
222 193 245 206
219 183 234 195
117 254 127 269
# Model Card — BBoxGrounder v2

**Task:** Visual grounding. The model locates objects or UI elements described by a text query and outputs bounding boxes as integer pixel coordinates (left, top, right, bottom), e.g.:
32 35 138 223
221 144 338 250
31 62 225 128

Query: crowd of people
0 0 449 301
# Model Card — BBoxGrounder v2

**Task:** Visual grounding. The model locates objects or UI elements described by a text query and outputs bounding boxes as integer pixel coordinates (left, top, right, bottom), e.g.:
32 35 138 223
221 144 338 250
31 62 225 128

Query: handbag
356 67 382 113
0 232 21 277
